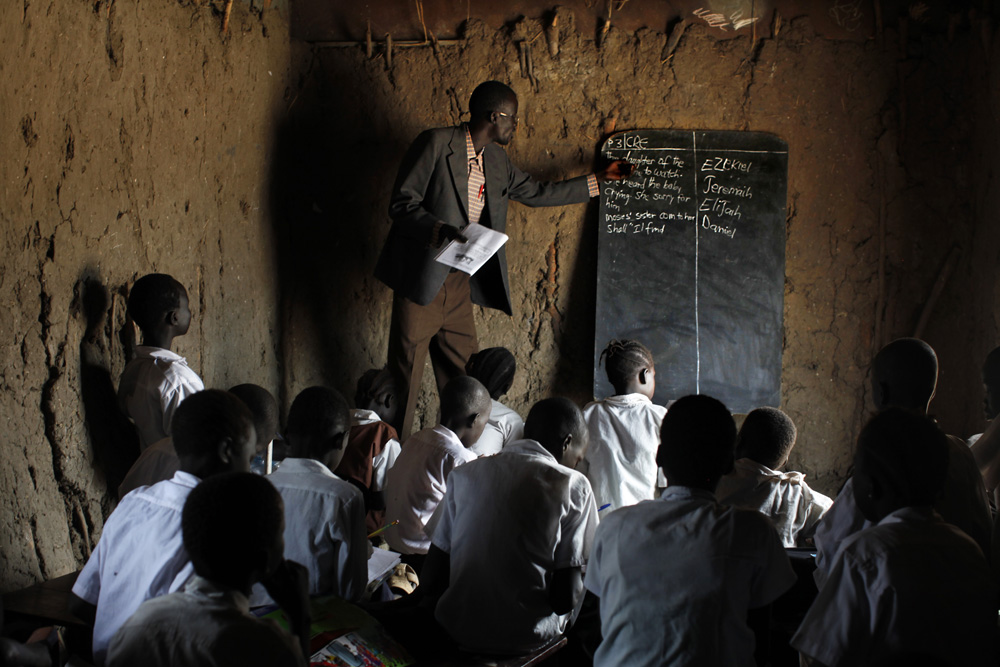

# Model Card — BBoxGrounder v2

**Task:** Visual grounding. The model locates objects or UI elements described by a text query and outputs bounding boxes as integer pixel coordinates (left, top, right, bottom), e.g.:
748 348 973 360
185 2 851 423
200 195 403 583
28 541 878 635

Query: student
813 338 992 583
384 376 490 561
465 347 524 456
106 472 310 667
266 386 368 601
70 390 256 665
334 369 402 533
715 406 832 547
791 409 996 667
118 383 279 498
424 397 598 654
578 339 667 510
117 273 204 450
585 394 796 667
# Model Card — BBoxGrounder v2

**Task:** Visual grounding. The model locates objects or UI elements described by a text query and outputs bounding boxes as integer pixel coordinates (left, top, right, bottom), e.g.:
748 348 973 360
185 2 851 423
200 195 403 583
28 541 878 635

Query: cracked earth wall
1 1 290 590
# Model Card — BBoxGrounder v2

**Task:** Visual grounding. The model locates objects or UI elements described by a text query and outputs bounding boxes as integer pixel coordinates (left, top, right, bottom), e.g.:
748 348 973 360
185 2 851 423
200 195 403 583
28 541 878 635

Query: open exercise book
266 596 413 667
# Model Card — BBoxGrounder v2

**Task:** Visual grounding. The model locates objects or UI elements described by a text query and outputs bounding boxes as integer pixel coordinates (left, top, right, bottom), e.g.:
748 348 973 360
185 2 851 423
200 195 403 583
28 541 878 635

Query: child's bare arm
548 566 584 616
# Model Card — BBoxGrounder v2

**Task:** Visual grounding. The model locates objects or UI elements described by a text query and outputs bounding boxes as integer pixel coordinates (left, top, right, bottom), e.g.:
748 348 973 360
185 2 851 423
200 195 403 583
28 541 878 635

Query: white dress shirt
384 425 476 554
432 439 598 653
117 436 180 499
106 575 303 667
585 486 796 667
72 471 199 665
715 458 833 547
118 346 204 450
792 507 996 667
267 458 368 601
469 399 524 457
579 394 667 509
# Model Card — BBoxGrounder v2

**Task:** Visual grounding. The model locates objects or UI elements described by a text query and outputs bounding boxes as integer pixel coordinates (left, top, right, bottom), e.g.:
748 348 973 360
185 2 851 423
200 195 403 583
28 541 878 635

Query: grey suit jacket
375 126 593 315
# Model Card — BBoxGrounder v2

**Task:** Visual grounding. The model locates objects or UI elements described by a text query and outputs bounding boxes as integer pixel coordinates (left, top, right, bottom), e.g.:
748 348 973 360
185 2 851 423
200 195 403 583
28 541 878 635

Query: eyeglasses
494 110 519 126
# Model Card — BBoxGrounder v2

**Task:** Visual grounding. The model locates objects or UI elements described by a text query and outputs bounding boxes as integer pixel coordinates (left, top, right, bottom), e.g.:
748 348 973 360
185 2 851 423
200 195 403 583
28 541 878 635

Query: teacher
375 80 627 438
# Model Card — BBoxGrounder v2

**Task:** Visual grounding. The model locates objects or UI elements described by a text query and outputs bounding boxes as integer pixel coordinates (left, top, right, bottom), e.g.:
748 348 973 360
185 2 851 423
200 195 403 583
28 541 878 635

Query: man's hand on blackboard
596 160 633 182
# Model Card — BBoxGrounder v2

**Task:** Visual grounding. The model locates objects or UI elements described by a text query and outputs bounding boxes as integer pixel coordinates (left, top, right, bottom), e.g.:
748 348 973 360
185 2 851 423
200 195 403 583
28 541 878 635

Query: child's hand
261 559 311 659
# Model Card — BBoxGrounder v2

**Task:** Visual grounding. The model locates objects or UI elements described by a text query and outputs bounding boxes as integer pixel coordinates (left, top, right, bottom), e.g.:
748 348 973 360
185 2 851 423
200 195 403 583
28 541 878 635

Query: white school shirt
118 346 204 450
106 575 303 667
117 436 180 499
351 408 401 492
384 425 476 554
469 399 524 457
585 486 796 667
72 470 199 666
432 439 598 653
579 394 667 510
715 458 833 547
792 507 996 667
266 457 368 601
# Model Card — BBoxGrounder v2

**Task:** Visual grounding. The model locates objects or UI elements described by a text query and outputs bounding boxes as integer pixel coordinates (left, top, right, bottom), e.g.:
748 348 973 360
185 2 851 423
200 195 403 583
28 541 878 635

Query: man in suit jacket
375 81 627 438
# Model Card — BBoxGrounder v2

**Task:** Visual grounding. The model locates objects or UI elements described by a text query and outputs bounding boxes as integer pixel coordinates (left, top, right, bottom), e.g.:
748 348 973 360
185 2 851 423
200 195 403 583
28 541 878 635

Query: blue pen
598 503 612 512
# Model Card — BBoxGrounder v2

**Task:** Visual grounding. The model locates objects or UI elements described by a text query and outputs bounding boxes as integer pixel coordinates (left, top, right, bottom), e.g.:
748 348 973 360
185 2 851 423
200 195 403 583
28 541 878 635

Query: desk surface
2 570 87 628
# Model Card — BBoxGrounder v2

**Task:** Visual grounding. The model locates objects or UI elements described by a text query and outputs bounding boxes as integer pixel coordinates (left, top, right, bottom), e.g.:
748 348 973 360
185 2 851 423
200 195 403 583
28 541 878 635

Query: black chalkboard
594 130 788 413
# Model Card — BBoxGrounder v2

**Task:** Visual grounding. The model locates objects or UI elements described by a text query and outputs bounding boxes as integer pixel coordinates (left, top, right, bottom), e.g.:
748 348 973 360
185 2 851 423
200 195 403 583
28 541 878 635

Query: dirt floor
1 1 999 591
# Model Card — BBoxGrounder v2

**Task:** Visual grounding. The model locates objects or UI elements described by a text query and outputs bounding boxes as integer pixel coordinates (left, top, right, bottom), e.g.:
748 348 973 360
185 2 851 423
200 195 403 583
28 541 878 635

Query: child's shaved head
286 386 350 464
127 273 187 333
657 394 736 491
228 384 279 453
736 407 797 470
439 376 492 448
172 389 256 478
872 338 938 412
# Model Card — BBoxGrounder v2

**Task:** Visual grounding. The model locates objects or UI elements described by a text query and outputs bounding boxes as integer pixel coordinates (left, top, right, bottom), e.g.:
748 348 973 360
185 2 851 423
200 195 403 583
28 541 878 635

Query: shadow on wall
75 272 139 495
268 54 405 407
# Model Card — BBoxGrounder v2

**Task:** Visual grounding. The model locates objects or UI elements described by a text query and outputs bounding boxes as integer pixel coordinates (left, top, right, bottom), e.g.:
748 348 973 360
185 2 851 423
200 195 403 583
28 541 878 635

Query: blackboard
594 130 788 413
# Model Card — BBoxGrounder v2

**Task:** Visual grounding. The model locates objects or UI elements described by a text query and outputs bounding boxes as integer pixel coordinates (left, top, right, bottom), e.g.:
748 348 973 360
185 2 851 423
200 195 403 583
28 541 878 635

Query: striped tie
468 156 485 225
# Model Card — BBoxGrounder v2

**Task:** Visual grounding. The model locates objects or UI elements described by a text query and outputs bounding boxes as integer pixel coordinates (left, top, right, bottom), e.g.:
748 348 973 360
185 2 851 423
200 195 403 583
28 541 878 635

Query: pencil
367 519 400 539
598 503 612 512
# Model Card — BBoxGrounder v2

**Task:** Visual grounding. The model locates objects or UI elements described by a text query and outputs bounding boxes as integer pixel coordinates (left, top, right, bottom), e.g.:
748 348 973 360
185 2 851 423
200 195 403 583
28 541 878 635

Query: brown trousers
387 272 478 439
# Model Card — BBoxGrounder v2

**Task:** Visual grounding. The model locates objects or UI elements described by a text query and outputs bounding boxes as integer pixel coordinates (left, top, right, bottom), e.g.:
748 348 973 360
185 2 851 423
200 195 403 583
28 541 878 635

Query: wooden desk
2 571 88 628
424 636 567 667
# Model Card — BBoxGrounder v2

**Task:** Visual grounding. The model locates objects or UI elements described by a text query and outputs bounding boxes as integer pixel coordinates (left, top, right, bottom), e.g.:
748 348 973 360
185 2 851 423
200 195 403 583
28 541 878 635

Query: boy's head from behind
172 389 256 479
127 273 190 343
524 397 589 469
228 383 279 455
871 338 937 413
736 407 797 470
465 347 517 401
355 369 398 427
852 407 948 523
600 339 655 398
285 386 351 471
657 394 736 491
981 346 1000 421
438 376 492 447
182 472 285 594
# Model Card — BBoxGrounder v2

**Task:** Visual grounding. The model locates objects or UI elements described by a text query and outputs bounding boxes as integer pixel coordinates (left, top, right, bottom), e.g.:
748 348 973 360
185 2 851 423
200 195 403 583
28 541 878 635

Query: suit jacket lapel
447 127 470 222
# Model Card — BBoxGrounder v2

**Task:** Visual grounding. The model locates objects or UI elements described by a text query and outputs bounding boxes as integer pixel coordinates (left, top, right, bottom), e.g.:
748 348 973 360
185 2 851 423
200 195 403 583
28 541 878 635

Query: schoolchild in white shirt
465 347 524 456
384 377 490 564
107 472 311 667
585 394 796 667
579 339 666 510
715 406 832 547
70 390 258 666
422 397 598 655
792 409 996 667
117 273 204 450
267 386 368 601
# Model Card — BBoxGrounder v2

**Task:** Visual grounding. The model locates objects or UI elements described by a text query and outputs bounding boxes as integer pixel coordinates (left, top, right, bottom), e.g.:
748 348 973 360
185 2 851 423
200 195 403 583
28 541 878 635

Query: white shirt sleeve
371 438 401 492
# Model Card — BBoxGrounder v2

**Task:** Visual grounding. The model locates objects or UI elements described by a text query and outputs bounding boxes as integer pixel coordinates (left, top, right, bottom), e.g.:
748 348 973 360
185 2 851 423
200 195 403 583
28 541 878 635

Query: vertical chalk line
692 131 700 394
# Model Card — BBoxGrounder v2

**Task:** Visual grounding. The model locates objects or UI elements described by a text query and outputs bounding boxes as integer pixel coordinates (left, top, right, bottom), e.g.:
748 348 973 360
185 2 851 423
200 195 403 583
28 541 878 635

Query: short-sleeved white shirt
117 436 181 499
715 458 833 547
384 425 476 554
72 471 199 665
792 507 996 667
469 399 524 457
118 346 204 450
585 486 796 667
432 439 598 653
579 394 667 510
266 458 368 601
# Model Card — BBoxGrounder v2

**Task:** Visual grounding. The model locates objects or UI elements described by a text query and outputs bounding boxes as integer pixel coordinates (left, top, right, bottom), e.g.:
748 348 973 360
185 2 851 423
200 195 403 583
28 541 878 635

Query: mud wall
0 1 291 590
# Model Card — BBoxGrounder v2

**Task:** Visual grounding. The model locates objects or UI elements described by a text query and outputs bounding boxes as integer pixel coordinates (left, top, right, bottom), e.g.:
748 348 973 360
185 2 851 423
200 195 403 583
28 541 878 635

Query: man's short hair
855 408 948 507
439 376 491 423
285 386 350 447
736 407 797 470
228 384 279 449
172 390 255 461
657 394 736 487
600 339 653 392
523 397 587 458
872 338 938 410
469 81 516 121
182 472 284 590
466 347 517 400
127 273 186 332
